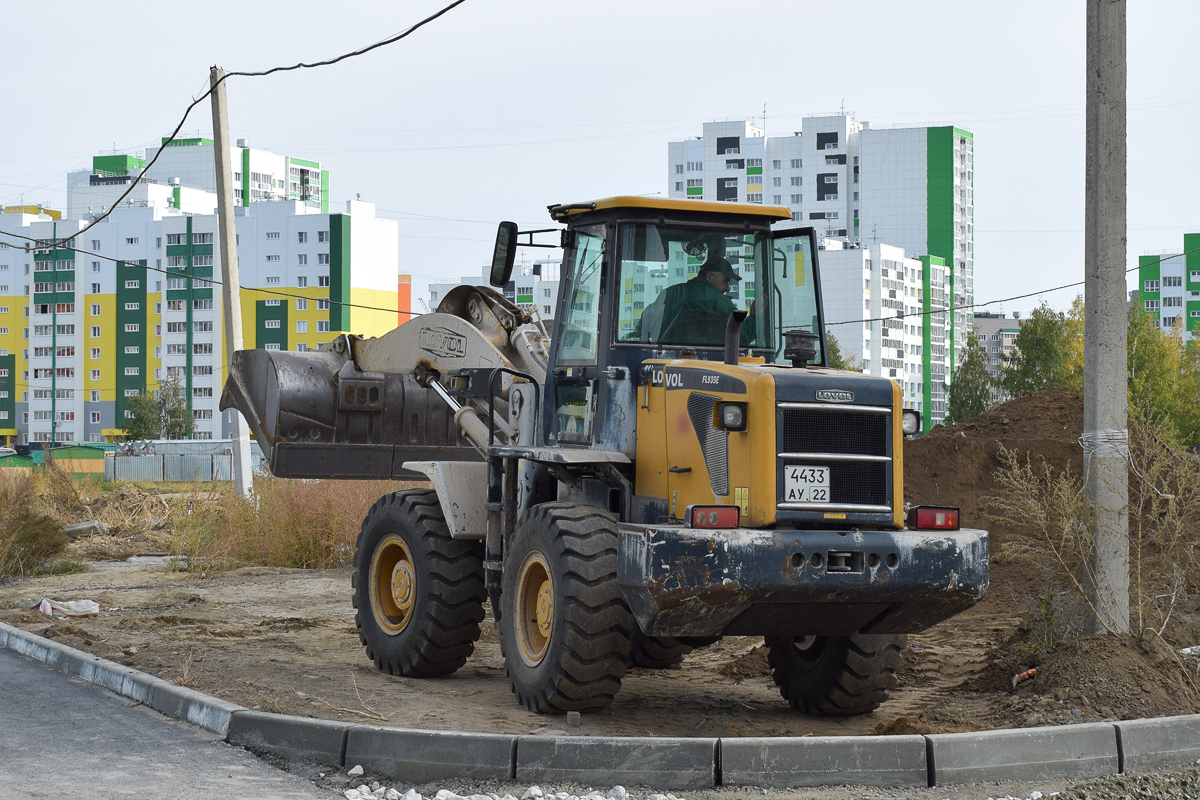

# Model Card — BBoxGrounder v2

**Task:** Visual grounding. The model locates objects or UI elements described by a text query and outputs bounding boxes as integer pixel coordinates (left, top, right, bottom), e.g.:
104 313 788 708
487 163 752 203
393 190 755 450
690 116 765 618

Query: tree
944 327 995 425
1061 294 1086 394
824 329 860 371
997 302 1072 398
123 373 194 441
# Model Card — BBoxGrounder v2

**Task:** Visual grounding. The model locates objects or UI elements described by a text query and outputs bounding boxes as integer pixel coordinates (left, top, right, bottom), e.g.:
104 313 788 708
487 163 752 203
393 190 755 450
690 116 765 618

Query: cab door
546 224 605 446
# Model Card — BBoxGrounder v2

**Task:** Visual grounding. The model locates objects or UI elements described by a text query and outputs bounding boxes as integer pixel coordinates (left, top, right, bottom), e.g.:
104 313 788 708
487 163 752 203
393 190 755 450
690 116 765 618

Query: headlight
901 409 921 436
717 402 747 431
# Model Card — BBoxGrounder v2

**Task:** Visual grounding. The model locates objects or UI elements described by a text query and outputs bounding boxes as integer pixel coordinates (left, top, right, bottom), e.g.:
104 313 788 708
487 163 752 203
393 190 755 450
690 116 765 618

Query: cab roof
548 196 793 223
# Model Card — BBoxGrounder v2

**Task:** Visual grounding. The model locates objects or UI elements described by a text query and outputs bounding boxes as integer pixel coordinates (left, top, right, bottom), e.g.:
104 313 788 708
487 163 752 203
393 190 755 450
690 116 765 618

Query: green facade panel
329 214 351 332
0 354 14 424
115 259 148 425
321 170 329 214
256 300 289 350
242 148 251 208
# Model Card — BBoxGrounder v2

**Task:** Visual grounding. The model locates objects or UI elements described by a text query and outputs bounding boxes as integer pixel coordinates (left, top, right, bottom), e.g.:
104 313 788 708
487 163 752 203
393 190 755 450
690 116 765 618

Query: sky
2 0 1197 319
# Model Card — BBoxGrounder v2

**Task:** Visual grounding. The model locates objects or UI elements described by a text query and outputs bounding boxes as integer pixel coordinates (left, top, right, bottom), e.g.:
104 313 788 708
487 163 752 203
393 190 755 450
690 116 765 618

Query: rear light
687 505 740 528
912 506 960 530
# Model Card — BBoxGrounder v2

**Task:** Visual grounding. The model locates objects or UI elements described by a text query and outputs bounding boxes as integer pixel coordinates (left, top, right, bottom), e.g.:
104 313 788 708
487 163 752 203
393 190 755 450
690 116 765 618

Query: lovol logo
419 326 467 358
815 389 854 403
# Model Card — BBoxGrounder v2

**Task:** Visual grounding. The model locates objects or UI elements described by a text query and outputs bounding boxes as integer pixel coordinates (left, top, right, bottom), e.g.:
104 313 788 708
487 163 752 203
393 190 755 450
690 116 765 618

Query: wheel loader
220 196 988 715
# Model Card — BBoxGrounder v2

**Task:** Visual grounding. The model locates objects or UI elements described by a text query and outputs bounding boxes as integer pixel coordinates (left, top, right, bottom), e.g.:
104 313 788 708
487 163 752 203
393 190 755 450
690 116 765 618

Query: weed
39 558 90 576
0 471 68 578
1015 577 1086 658
169 476 418 570
988 420 1200 642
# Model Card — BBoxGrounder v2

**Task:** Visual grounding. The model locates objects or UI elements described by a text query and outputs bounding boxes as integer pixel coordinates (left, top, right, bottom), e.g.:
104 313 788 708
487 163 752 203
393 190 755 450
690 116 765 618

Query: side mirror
490 221 518 287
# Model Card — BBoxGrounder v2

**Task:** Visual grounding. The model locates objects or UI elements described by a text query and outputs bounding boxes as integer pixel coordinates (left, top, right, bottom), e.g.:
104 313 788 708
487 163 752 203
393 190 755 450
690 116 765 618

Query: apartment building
0 199 397 447
1137 232 1200 342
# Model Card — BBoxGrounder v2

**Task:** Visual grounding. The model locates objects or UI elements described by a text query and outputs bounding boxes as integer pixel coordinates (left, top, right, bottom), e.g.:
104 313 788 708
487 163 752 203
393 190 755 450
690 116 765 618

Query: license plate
784 466 830 502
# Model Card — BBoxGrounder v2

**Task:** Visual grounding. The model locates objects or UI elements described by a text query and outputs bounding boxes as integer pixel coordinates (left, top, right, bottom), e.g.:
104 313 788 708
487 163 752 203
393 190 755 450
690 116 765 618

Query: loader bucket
220 347 480 480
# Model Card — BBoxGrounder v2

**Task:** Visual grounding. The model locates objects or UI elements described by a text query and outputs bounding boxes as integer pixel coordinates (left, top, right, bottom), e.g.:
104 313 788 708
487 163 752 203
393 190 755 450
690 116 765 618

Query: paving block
147 681 245 737
927 723 1119 786
344 725 515 783
721 735 927 788
1117 714 1200 771
515 735 716 789
228 710 349 767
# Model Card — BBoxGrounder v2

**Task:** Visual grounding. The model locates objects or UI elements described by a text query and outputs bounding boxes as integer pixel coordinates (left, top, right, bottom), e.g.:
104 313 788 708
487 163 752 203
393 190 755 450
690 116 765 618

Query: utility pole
210 66 254 498
1083 0 1129 634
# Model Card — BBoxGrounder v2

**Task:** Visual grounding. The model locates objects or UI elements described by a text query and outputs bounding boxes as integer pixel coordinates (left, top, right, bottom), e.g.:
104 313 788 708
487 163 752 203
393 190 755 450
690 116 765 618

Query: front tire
765 633 906 715
500 502 634 713
352 489 486 677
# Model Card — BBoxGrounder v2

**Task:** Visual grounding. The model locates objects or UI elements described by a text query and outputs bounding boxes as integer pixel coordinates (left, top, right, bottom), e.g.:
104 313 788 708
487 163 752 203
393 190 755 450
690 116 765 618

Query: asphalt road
0 647 337 799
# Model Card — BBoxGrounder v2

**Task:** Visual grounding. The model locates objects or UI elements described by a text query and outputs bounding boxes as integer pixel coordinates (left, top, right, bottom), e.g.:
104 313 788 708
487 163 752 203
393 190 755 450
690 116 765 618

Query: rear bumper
617 525 988 638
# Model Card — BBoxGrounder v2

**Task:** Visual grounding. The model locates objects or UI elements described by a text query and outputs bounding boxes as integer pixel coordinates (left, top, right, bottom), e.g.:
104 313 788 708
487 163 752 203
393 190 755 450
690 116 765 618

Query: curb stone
344 724 516 783
515 735 716 788
227 710 349 766
721 734 927 788
1116 714 1200 772
926 722 1119 785
4 621 1200 789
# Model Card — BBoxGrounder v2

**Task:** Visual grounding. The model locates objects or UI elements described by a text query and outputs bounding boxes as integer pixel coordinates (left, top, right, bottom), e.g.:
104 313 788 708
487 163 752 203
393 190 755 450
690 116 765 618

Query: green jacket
657 277 754 345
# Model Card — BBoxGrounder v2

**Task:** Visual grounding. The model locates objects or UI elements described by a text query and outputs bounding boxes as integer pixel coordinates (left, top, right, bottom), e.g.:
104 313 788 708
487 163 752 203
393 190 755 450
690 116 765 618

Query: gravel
327 763 1200 800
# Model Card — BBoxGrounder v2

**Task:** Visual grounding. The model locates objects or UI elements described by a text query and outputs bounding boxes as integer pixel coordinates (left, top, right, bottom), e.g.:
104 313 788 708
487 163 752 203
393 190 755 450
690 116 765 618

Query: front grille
779 408 888 456
776 402 893 512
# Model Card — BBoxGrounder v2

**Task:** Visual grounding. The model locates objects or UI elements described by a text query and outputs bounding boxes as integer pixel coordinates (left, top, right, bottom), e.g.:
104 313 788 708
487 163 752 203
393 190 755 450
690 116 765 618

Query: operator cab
490 197 829 454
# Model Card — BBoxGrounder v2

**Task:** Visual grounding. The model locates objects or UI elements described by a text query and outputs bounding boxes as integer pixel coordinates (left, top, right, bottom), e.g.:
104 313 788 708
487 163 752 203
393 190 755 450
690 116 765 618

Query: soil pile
904 385 1083 529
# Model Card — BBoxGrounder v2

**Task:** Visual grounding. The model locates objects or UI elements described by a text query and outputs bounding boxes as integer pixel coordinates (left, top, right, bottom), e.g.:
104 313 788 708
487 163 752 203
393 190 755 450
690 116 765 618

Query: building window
318 276 330 287
265 298 280 306
1143 280 1160 293
317 299 330 310
674 164 683 174
265 320 280 329
124 302 139 311
124 367 139 376
297 232 308 243
296 298 307 310
266 276 280 284
790 194 801 204
297 277 308 288
296 321 308 333
126 237 138 245
686 179 702 188
791 159 801 169
297 254 308 266
266 232 280 240
317 320 330 332
318 231 330 243
264 342 280 350
124 323 138 332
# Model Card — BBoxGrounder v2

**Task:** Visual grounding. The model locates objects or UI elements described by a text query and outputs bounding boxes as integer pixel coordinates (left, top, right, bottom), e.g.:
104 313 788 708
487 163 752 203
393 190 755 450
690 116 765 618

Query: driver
658 257 753 344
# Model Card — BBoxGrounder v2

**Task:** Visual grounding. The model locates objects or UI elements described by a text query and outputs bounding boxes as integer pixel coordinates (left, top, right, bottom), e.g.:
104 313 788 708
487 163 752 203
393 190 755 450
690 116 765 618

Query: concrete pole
1083 0 1129 634
210 67 254 498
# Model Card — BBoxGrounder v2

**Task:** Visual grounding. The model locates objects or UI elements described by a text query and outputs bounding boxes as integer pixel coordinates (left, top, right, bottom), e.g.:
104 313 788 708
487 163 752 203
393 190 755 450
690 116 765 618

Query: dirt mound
979 633 1200 723
904 385 1084 531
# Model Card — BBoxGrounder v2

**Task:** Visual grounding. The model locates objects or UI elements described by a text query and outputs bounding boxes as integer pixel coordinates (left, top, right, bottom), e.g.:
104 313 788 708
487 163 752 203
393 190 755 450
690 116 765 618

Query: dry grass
0 470 68 577
988 421 1200 642
170 476 420 570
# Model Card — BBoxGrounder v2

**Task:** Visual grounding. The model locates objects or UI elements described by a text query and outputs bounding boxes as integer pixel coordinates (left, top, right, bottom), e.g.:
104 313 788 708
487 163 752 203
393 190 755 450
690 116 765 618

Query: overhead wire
825 247 1200 329
36 0 470 249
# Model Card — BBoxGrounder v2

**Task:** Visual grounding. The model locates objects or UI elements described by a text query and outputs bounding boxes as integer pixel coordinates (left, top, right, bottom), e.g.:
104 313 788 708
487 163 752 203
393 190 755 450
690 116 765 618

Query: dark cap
700 257 741 281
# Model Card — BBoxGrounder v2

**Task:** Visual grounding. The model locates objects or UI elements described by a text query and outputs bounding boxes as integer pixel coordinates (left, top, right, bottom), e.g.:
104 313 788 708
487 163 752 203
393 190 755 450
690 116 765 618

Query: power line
38 0 469 250
826 247 1200 329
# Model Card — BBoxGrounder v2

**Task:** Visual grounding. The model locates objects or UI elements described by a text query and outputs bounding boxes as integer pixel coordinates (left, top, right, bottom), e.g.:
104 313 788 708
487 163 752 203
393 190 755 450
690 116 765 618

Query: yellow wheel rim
369 534 416 635
516 551 553 665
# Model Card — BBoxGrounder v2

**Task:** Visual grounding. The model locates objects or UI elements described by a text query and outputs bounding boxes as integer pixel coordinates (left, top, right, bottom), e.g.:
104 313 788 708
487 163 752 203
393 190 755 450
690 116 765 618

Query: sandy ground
0 559 1038 737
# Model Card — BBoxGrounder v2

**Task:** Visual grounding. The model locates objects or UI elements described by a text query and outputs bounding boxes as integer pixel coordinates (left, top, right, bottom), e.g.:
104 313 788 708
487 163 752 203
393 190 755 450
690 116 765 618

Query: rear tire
500 502 634 713
765 633 906 715
352 489 486 677
627 632 720 669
